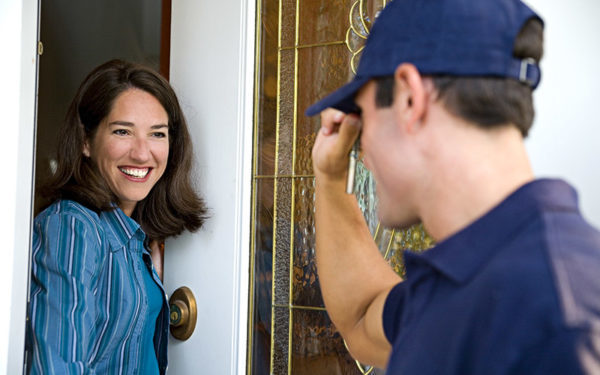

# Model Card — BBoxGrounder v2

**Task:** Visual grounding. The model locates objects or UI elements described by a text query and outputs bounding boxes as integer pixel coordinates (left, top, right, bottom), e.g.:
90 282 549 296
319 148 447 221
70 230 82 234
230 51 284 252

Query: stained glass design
248 1 434 374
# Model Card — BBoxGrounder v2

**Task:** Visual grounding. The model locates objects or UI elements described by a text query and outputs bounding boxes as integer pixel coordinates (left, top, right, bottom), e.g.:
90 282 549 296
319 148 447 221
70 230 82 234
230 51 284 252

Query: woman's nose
130 138 150 162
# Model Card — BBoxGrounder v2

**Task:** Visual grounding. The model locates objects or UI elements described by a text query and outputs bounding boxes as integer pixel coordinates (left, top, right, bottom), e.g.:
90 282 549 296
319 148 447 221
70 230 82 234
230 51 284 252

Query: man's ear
393 63 427 133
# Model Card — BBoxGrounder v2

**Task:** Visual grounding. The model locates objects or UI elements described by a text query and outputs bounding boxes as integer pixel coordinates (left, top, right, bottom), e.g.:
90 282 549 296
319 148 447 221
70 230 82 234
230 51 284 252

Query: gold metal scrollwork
345 0 388 74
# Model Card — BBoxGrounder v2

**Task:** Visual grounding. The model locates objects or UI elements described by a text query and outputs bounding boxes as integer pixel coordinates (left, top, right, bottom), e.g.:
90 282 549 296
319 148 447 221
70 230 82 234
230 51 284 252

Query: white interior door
165 1 255 374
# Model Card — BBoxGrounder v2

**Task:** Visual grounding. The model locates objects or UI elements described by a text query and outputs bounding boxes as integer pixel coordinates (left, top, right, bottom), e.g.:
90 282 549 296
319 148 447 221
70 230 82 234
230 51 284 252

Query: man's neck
417 118 534 242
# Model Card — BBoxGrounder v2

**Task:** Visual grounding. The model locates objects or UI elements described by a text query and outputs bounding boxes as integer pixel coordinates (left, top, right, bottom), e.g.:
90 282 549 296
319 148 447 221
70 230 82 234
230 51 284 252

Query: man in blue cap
307 0 600 373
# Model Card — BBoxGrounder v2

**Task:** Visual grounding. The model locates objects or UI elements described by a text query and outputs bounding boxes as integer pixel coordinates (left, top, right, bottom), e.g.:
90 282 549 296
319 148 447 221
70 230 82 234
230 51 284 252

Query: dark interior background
35 0 167 212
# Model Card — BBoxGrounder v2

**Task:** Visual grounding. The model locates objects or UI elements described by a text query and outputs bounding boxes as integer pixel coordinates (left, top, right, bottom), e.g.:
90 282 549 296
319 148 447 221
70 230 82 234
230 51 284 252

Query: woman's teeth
119 167 150 178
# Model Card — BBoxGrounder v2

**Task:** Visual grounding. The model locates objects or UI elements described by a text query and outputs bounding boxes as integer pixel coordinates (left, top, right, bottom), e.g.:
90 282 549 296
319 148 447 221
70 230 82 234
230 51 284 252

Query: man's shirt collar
405 179 579 284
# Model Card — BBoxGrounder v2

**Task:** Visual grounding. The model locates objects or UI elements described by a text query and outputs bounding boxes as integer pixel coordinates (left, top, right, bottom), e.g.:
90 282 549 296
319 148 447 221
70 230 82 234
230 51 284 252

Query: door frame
0 0 38 373
1 0 257 372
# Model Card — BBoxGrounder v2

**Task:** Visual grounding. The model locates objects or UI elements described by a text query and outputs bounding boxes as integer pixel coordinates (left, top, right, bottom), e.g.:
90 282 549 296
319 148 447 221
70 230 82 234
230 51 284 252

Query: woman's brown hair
39 59 207 239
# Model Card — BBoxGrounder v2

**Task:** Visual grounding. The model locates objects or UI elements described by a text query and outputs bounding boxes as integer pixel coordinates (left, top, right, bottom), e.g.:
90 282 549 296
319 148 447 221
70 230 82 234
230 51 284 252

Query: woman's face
84 88 170 216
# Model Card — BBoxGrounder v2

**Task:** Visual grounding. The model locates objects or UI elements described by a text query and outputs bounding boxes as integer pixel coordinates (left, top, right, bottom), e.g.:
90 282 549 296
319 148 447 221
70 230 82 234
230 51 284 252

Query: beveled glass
249 178 275 374
355 160 378 235
255 0 279 177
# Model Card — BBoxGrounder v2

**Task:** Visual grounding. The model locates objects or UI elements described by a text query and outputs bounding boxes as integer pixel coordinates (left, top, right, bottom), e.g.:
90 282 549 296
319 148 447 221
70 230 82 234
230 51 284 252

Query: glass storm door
247 1 433 374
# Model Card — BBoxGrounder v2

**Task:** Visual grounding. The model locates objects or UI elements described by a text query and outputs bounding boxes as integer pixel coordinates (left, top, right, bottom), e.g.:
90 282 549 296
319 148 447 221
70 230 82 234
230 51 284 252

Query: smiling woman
83 89 170 216
28 59 207 375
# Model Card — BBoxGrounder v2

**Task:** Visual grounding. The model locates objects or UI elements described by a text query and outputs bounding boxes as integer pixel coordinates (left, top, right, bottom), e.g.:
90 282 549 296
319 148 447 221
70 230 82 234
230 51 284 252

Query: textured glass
291 309 363 375
298 0 351 46
273 306 290 374
376 228 394 257
249 1 435 374
277 50 296 175
274 178 292 306
281 0 297 48
388 224 434 277
250 178 275 374
292 178 323 307
295 131 315 177
295 44 354 175
355 160 378 236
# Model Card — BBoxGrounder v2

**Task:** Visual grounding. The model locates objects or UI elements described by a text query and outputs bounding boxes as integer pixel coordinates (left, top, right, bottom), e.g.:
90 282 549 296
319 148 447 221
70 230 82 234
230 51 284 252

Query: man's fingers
313 108 362 178
332 114 361 159
320 108 345 135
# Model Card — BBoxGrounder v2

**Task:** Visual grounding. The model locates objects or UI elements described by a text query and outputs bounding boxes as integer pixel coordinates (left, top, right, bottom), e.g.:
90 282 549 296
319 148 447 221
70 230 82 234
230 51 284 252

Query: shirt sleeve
521 328 600 375
382 282 407 344
28 213 104 375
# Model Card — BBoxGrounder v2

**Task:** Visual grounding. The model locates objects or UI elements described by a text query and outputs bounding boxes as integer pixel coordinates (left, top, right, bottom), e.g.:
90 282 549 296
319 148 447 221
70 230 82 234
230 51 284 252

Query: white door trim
231 0 257 373
0 0 38 373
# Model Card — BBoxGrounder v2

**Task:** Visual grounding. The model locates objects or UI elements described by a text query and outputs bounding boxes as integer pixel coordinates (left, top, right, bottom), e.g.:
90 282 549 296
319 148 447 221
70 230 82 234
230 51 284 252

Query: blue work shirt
383 179 600 374
28 200 169 375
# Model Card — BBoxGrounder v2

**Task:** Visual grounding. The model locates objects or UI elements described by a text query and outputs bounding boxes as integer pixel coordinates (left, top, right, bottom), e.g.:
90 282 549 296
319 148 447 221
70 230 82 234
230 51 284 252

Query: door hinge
37 41 44 56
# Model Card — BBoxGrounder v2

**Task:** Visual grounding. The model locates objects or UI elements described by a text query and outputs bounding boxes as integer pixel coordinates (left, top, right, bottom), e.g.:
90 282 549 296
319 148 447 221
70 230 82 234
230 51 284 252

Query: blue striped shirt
27 200 169 374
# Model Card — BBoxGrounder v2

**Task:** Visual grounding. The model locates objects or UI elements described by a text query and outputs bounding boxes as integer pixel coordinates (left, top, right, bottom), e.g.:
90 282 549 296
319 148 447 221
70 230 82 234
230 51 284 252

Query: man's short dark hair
375 18 543 137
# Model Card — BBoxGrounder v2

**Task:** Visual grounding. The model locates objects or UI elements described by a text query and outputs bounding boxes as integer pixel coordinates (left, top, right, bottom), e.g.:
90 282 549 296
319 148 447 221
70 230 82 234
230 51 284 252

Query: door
163 1 255 374
167 1 432 374
245 1 432 374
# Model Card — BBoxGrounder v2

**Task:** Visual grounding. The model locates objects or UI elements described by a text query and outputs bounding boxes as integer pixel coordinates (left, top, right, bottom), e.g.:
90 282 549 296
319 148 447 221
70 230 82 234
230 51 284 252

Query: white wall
524 0 600 227
0 0 38 374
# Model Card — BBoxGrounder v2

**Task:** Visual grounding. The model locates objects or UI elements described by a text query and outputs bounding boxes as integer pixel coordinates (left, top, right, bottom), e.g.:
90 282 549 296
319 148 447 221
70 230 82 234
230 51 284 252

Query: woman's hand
149 240 164 281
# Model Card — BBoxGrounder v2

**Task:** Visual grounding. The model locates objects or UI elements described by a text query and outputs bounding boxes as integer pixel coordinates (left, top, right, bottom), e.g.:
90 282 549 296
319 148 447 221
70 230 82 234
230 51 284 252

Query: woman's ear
393 63 427 133
83 140 91 157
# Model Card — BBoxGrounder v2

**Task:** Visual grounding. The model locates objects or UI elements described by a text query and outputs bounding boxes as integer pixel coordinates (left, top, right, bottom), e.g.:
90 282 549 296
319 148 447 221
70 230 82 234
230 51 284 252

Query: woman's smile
119 166 152 180
84 88 170 216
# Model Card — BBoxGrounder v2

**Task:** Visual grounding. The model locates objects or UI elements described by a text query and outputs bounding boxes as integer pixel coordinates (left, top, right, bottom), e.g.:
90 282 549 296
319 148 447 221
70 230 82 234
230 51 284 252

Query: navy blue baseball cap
305 0 543 116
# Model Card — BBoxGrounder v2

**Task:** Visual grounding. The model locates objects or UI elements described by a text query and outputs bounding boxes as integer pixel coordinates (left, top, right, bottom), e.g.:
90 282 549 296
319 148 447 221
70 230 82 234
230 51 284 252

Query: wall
525 0 600 227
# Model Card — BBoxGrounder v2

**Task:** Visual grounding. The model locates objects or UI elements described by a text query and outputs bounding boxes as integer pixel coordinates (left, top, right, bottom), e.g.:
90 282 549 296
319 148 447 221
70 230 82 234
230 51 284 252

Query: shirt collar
99 205 146 251
406 178 579 284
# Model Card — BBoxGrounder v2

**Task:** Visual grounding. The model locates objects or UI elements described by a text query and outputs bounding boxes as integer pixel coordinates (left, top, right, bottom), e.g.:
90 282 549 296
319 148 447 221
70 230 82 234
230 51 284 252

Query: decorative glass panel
291 309 362 375
249 178 275 374
292 178 322 307
298 0 352 46
248 1 434 374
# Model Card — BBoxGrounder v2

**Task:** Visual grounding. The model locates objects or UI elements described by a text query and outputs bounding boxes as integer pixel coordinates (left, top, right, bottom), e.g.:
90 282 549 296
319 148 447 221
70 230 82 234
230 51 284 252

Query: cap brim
305 77 369 117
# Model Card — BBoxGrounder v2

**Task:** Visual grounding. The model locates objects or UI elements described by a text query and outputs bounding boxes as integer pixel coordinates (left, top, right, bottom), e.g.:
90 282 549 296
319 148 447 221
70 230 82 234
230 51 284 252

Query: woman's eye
113 129 129 136
152 132 167 138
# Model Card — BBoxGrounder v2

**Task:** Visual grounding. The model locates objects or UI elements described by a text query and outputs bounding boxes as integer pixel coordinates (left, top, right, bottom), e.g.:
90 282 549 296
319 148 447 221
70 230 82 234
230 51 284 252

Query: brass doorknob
169 286 197 341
